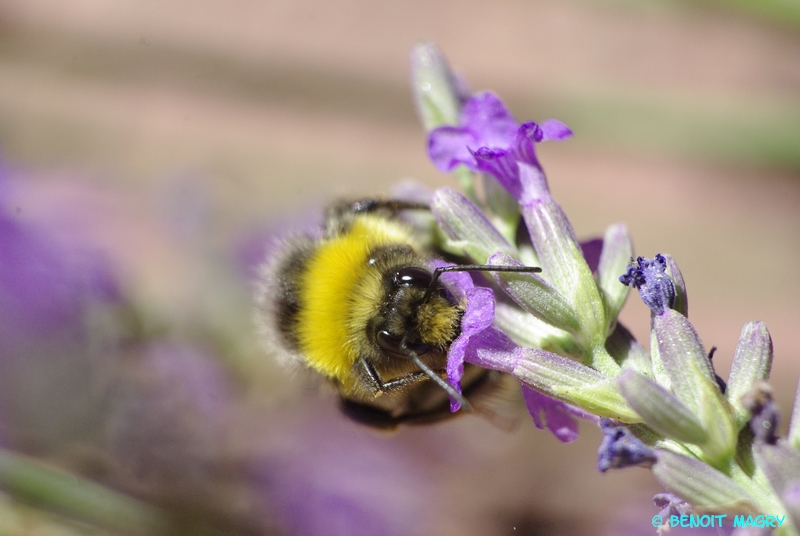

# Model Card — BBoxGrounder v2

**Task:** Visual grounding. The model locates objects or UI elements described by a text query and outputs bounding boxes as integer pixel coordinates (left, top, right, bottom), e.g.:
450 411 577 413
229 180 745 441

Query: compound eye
393 267 432 289
377 330 431 358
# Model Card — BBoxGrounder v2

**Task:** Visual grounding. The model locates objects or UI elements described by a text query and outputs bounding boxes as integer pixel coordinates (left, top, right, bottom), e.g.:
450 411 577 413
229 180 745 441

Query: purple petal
543 407 580 443
512 122 543 169
427 126 478 172
460 92 518 148
430 259 474 301
446 286 495 411
580 238 604 273
470 146 522 199
460 287 496 335
523 386 548 430
426 92 520 175
539 119 573 141
463 325 522 373
522 385 580 443
445 352 465 411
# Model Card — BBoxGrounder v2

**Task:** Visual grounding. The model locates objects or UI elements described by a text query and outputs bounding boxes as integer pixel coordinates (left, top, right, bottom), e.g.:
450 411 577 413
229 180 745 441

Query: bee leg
359 355 471 411
359 357 428 395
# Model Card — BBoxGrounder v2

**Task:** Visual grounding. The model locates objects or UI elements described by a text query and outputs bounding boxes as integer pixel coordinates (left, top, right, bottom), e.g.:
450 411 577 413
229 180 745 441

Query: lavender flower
413 43 800 533
428 92 571 199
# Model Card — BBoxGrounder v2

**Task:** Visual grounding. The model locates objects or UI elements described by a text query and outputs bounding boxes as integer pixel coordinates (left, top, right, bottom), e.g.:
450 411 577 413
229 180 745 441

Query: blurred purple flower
428 92 571 199
104 341 236 513
0 191 124 448
0 213 119 332
256 407 434 536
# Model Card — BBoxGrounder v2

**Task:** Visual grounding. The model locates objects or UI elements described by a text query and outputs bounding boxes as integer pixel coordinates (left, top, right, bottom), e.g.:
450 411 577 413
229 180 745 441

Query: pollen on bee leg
416 300 460 346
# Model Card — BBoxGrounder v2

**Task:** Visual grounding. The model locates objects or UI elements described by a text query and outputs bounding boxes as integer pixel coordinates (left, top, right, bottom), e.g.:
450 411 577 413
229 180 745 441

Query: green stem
454 166 478 205
0 448 226 535
591 345 621 378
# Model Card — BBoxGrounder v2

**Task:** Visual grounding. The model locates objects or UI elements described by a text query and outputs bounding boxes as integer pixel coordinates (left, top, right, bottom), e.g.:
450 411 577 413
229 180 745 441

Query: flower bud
618 370 707 444
652 450 758 512
409 42 462 131
727 322 774 429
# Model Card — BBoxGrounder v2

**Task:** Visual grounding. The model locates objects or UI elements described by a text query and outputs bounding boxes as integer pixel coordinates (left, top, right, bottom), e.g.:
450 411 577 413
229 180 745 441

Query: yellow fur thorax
296 214 415 381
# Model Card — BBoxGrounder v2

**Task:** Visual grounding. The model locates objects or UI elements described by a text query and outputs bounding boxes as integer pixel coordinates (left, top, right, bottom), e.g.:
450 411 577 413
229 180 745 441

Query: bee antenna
400 336 473 413
422 264 543 304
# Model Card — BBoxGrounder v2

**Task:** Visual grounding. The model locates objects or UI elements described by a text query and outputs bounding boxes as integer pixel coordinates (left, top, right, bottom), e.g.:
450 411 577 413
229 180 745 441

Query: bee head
375 266 461 359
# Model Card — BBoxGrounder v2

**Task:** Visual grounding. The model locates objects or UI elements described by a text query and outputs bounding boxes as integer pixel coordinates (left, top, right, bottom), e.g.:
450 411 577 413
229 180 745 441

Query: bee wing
465 370 526 433
337 366 525 431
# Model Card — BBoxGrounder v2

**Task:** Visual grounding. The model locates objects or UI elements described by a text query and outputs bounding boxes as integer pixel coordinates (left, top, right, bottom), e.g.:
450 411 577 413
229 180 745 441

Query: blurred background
0 0 799 534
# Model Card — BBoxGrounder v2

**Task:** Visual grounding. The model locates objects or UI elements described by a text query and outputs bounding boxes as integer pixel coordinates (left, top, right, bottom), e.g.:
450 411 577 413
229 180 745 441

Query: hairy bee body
256 200 517 428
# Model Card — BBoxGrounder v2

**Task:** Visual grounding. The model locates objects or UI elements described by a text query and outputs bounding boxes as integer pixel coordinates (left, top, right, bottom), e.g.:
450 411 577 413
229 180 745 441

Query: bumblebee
256 199 538 429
